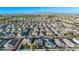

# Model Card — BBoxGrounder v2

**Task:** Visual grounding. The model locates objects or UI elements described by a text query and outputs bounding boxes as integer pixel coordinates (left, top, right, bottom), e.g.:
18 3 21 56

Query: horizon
0 7 79 14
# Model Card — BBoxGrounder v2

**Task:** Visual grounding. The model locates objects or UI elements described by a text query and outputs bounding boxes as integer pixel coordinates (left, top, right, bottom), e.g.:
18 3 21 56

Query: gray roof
8 39 18 45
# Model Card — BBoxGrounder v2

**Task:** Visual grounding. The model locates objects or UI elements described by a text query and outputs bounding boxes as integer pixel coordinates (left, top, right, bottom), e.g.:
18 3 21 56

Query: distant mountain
29 12 79 16
0 12 79 16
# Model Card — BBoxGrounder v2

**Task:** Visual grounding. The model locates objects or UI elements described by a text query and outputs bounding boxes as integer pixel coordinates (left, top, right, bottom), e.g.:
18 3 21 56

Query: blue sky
0 7 78 14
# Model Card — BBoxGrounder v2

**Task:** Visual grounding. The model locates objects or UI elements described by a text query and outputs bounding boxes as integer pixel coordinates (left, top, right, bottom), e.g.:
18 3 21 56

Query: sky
0 7 79 14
